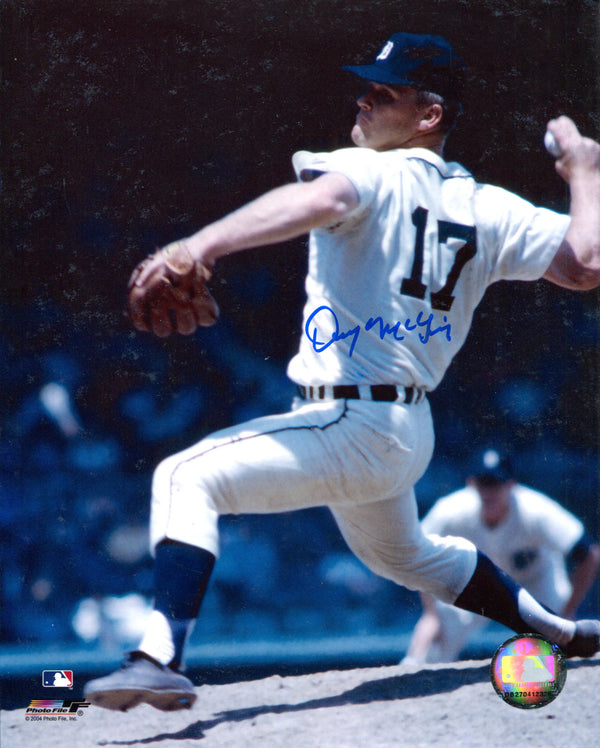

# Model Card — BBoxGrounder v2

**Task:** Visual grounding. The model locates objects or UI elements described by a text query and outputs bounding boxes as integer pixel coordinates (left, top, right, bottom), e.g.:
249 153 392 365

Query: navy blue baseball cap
469 448 514 484
343 32 465 100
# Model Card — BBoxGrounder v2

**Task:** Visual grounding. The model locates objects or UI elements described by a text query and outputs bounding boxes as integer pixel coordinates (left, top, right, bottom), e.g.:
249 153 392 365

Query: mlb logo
42 670 73 688
501 655 555 684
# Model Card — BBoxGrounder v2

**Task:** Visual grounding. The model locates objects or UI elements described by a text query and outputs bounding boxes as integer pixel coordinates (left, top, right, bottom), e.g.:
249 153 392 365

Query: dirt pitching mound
2 657 599 747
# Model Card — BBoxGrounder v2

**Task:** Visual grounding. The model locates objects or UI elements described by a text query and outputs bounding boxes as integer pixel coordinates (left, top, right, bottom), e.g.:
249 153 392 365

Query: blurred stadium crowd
2 267 599 657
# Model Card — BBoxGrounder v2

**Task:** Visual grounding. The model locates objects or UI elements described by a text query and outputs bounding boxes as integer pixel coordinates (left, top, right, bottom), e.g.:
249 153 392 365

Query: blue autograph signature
305 306 452 358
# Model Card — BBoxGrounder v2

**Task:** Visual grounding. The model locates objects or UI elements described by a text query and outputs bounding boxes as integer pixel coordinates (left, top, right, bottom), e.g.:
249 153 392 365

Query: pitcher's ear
418 103 444 132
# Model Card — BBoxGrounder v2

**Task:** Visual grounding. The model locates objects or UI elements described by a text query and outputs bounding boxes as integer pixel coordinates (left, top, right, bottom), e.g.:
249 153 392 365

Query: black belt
297 384 425 404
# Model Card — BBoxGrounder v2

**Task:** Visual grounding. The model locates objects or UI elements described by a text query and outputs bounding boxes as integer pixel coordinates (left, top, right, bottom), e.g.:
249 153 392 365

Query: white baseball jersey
288 147 570 390
422 484 585 611
150 145 569 623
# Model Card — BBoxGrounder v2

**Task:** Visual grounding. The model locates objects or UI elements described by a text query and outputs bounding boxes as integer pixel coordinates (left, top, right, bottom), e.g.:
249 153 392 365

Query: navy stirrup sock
138 540 216 667
454 551 527 631
454 551 575 647
154 539 216 620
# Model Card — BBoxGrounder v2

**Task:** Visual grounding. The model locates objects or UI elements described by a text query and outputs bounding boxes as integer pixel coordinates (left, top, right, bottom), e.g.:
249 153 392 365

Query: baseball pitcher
85 33 600 711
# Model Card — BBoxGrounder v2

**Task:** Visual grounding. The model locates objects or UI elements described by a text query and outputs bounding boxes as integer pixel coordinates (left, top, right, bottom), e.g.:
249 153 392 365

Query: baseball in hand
544 130 562 158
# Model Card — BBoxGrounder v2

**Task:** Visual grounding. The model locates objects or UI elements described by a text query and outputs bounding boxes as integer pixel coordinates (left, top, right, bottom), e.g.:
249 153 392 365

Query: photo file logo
26 699 90 714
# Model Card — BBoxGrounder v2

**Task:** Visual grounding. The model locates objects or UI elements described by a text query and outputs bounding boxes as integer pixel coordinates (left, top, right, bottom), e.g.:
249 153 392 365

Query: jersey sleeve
475 185 570 283
292 148 382 216
421 504 446 535
421 493 462 535
519 487 585 555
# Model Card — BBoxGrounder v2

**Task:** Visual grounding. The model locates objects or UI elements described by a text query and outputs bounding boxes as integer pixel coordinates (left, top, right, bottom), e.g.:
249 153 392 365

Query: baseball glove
127 240 219 337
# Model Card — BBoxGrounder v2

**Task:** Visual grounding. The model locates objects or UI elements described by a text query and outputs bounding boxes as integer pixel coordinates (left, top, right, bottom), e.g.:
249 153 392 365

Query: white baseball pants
149 396 477 603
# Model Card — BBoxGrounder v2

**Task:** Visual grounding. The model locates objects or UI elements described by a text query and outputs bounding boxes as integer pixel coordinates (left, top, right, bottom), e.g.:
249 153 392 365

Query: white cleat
84 652 197 712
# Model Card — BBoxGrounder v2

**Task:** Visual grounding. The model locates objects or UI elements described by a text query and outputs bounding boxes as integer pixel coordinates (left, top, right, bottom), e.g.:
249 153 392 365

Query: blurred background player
403 448 600 665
